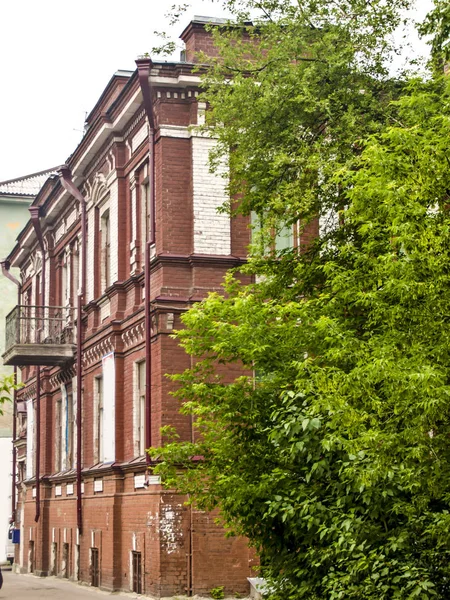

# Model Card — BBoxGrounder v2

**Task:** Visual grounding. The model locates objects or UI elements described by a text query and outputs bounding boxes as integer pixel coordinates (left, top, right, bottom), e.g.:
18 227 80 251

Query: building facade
0 170 54 562
2 19 256 596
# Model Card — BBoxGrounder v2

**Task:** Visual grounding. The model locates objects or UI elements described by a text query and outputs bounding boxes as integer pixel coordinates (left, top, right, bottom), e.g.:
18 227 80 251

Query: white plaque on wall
134 474 145 489
147 475 161 485
94 479 103 493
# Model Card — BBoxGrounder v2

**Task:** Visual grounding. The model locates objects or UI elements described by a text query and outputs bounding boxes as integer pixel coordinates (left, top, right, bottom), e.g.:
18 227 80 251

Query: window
59 253 68 306
251 212 294 254
60 384 74 471
55 398 62 472
94 377 104 463
140 178 151 269
35 273 41 306
98 352 116 463
100 211 111 292
23 287 32 343
67 388 74 468
26 399 35 479
275 222 294 251
18 460 25 484
135 362 146 456
71 243 80 300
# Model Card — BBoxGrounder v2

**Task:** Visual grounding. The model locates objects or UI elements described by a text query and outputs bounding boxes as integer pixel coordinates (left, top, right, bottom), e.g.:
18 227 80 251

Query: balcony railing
3 305 76 367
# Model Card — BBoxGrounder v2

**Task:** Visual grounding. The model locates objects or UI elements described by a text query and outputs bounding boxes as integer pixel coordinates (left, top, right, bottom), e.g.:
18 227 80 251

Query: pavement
0 569 246 600
0 569 141 600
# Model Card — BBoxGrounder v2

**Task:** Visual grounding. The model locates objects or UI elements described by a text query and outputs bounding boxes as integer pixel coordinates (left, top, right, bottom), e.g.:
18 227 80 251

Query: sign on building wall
102 352 115 463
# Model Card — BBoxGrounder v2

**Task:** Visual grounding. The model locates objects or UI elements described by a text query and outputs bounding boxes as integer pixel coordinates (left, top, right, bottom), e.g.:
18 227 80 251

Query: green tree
151 1 450 598
0 374 20 415
420 0 450 65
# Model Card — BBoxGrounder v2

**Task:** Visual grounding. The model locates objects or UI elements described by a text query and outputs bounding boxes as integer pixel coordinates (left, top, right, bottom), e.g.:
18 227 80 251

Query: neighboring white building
0 437 12 562
0 169 55 563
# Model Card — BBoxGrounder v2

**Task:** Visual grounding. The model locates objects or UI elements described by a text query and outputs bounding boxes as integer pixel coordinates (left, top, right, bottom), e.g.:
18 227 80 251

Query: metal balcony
3 305 76 367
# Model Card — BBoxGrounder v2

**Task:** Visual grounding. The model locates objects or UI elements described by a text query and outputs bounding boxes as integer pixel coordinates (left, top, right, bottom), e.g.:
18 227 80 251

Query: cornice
121 320 145 350
83 334 115 368
48 365 76 390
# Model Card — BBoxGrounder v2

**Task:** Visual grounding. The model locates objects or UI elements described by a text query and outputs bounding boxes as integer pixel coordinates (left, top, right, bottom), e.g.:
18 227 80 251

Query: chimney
179 16 231 63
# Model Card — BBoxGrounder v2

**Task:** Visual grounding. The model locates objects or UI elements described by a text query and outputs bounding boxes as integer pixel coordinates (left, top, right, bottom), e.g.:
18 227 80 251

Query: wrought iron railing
5 305 76 353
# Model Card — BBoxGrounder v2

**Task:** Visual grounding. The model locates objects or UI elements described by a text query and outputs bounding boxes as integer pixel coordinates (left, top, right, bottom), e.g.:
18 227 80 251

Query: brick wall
181 24 222 63
11 19 256 597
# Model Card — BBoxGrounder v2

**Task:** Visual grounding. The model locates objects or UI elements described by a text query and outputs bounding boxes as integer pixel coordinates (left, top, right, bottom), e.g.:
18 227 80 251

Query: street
0 570 140 600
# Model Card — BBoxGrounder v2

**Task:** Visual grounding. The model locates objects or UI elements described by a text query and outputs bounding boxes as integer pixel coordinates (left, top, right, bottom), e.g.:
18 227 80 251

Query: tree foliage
0 374 21 416
197 0 413 229
151 1 450 598
420 0 450 66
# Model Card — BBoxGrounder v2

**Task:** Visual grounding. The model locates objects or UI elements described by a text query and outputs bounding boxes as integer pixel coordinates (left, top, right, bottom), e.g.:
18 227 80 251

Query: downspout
12 368 18 523
1 261 21 525
58 166 87 535
136 57 195 597
29 206 45 523
136 58 156 462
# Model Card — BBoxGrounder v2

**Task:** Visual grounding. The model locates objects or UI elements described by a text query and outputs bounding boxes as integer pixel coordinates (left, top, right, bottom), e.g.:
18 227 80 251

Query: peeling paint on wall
159 502 183 555
145 502 184 555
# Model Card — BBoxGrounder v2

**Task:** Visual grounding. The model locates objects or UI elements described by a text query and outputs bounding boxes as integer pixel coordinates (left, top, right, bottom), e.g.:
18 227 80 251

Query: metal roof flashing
179 15 253 42
192 15 231 24
0 168 58 197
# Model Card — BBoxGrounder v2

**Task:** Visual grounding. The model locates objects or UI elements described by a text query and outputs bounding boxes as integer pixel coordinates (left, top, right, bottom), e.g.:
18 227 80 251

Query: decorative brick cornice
123 109 146 140
83 335 115 367
154 252 247 269
121 320 145 349
48 365 76 390
22 385 37 401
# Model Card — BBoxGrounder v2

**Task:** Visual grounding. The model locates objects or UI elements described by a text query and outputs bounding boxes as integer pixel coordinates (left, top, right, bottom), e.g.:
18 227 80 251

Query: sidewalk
0 570 141 599
0 570 246 600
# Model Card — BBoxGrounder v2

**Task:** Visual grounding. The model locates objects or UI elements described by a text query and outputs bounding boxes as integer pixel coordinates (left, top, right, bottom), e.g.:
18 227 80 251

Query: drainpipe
58 166 87 535
29 206 45 524
136 57 156 462
136 56 195 598
1 260 21 525
11 366 18 524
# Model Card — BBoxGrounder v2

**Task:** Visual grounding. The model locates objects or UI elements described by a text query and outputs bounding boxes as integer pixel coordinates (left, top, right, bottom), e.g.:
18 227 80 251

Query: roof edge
0 166 60 187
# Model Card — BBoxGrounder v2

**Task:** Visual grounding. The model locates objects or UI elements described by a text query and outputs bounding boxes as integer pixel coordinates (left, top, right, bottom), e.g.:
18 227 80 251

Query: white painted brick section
131 123 148 153
66 207 77 230
55 222 65 244
192 137 230 255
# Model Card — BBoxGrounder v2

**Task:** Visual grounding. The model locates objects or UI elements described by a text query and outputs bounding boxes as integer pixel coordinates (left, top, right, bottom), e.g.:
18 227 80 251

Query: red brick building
2 18 256 597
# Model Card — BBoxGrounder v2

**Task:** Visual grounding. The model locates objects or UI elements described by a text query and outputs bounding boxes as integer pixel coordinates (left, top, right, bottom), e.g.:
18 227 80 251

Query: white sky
0 0 227 182
0 0 432 182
